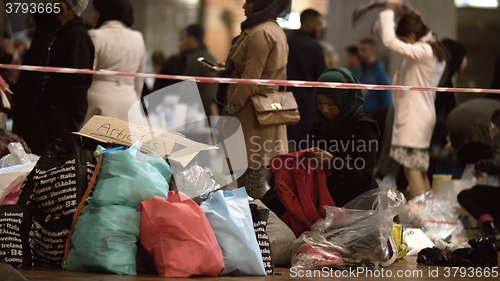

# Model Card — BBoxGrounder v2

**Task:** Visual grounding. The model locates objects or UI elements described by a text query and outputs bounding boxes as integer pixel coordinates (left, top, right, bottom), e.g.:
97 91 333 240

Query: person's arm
223 30 274 115
379 10 432 61
475 133 500 174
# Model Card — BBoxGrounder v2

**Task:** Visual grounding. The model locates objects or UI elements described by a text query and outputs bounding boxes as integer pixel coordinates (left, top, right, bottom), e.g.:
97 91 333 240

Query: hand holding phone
198 57 217 69
198 57 226 73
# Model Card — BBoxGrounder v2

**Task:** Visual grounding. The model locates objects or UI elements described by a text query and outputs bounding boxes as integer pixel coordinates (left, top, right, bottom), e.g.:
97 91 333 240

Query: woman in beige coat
216 0 291 199
381 0 449 199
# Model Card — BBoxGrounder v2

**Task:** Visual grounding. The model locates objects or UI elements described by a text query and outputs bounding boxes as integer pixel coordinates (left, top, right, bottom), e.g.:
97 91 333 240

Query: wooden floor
15 253 500 281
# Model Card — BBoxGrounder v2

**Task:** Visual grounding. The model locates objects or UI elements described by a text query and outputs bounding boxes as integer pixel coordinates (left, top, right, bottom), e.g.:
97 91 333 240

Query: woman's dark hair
396 13 450 63
93 0 134 29
491 109 500 129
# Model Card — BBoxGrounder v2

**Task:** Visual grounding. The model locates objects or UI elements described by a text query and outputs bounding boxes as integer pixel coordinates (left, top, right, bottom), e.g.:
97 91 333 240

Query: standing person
33 0 94 154
345 45 360 71
11 12 61 154
216 0 291 199
351 38 392 155
154 24 218 118
380 0 449 199
84 0 146 124
151 50 166 75
432 39 467 147
286 9 327 152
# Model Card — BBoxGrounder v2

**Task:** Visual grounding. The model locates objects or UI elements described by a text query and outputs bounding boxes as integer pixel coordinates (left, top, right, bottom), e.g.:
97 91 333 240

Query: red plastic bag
137 192 224 277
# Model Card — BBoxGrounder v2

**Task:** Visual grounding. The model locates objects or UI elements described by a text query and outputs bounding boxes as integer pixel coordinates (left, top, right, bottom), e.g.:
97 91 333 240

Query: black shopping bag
0 176 34 267
26 136 97 267
250 204 274 275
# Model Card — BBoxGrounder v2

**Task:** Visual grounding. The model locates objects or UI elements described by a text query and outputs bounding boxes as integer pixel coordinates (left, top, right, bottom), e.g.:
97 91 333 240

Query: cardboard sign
75 116 217 167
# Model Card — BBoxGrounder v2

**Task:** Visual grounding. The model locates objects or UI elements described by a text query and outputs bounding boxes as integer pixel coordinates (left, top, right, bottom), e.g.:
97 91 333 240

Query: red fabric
479 213 494 227
270 150 336 237
137 192 224 277
296 242 343 267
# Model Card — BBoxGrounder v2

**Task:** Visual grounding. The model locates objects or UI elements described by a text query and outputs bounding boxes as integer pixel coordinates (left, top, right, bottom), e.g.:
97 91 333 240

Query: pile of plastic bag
0 142 39 205
292 188 406 270
64 142 268 277
401 191 464 242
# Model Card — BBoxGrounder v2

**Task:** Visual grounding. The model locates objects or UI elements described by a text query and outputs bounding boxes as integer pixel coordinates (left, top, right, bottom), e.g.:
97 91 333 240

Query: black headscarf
93 0 134 29
315 68 365 139
241 0 292 31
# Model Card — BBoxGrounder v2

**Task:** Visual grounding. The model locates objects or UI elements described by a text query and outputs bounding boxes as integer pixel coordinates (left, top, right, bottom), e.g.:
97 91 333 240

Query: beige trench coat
225 19 289 169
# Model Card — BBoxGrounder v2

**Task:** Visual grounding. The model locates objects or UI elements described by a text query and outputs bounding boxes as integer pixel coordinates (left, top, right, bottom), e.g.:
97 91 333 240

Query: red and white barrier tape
1 63 499 94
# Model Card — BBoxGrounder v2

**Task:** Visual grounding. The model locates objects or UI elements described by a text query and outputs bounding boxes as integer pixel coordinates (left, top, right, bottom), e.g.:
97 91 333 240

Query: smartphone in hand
198 57 217 69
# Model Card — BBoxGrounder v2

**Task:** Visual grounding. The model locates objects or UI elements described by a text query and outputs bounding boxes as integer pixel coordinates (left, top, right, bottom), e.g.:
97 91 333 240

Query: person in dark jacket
447 98 500 167
432 39 467 147
286 9 327 152
458 109 500 246
11 12 61 154
264 67 380 213
33 0 94 154
153 24 218 118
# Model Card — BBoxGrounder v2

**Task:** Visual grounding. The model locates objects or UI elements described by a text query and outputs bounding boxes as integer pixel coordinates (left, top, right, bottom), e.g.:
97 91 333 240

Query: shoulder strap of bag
62 152 103 268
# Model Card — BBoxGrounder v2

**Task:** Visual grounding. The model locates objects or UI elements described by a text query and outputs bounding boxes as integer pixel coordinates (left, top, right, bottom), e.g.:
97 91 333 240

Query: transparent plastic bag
0 142 39 168
402 191 463 242
292 188 406 270
175 164 221 200
0 143 39 204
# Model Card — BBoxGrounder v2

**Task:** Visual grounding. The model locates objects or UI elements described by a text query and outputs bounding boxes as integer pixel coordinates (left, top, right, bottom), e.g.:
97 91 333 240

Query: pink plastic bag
0 183 21 205
137 192 224 277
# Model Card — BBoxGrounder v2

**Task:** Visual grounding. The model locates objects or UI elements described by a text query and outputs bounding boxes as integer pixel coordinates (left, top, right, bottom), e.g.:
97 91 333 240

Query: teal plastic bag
65 199 141 275
91 141 172 208
200 187 266 276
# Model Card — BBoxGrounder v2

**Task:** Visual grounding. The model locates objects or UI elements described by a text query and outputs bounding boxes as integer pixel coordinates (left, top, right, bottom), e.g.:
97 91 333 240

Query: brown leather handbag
250 89 301 127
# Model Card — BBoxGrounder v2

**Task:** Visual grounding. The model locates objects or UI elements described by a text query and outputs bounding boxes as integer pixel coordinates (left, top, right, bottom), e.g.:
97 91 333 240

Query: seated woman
309 67 380 207
263 67 380 216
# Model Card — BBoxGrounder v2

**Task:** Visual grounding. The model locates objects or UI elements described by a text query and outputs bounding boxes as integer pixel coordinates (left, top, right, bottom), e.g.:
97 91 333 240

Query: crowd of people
1 0 500 244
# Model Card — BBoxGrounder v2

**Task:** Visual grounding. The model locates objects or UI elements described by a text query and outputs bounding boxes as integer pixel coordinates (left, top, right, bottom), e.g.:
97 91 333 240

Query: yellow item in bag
392 223 408 259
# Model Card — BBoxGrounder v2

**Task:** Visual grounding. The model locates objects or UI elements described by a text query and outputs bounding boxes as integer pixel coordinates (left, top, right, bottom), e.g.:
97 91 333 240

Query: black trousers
457 185 500 221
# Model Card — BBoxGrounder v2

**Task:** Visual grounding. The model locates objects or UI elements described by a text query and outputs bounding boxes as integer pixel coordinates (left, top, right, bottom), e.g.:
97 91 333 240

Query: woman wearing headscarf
216 0 291 199
308 67 380 207
84 0 146 123
263 67 380 215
